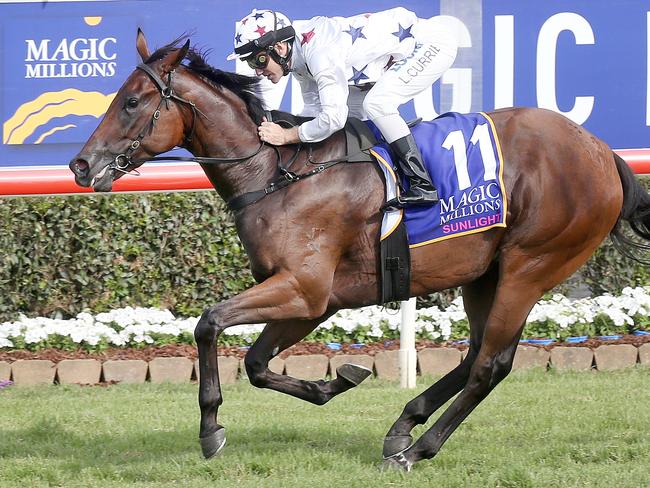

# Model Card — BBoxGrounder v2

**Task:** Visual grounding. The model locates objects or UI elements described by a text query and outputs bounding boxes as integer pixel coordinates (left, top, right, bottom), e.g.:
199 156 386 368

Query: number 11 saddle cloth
369 112 508 248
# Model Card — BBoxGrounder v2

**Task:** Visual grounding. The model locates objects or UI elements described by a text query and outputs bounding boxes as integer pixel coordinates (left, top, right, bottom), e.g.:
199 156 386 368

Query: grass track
1 368 649 487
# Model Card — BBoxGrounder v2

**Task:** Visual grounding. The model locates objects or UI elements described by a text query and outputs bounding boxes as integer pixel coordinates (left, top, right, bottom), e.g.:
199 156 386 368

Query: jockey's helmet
227 9 295 64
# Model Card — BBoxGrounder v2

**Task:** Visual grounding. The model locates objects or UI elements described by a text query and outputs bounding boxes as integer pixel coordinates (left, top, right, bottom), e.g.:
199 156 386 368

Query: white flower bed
1 287 649 351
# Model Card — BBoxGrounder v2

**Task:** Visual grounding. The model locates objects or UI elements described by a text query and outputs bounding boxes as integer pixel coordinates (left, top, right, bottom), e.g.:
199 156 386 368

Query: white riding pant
355 19 458 143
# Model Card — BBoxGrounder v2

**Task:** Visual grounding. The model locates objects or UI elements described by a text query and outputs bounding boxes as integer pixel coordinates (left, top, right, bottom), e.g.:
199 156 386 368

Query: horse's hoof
336 363 372 386
381 452 413 472
382 434 413 458
200 427 226 459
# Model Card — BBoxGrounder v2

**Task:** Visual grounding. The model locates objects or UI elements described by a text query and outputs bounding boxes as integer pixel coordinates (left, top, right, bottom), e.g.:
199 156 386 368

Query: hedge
0 192 253 321
1 181 649 321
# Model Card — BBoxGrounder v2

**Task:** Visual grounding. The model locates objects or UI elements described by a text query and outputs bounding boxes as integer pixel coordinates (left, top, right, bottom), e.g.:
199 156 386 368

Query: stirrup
381 196 407 212
381 190 439 212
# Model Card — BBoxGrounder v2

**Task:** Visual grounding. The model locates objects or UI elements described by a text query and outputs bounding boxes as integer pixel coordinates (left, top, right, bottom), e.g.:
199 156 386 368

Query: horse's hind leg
383 262 499 457
244 317 372 405
384 274 541 471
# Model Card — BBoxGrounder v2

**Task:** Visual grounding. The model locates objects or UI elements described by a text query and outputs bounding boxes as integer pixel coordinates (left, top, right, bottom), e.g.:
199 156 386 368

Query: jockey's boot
381 134 439 212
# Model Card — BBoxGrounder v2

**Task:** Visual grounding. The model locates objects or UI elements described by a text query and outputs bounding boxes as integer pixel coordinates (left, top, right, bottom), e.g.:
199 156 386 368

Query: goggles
245 50 271 70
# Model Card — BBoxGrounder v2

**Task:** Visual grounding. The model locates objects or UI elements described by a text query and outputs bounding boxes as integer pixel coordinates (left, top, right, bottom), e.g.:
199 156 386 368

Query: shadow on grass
1 417 383 467
229 423 383 462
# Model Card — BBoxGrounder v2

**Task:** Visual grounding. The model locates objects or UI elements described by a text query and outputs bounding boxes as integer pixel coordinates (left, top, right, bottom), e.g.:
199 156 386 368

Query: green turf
1 368 649 487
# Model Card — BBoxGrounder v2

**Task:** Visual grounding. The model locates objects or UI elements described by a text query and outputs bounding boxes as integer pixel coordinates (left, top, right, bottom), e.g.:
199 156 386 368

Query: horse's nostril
71 159 90 176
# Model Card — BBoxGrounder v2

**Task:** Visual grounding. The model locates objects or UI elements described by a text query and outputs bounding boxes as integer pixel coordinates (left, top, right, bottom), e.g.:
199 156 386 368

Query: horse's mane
146 36 266 125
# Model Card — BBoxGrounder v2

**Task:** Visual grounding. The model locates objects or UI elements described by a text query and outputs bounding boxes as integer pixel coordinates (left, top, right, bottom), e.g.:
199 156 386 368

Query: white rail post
399 297 417 388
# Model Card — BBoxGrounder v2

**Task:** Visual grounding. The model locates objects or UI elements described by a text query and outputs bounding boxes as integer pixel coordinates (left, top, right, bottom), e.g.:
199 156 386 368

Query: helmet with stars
227 9 294 61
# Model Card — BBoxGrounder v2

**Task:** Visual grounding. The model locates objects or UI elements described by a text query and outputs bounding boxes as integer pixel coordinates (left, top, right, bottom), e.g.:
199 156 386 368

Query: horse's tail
610 152 650 263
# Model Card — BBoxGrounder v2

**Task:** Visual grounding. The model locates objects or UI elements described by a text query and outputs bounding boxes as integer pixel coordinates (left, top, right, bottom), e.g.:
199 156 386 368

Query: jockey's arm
257 64 349 146
296 77 322 118
296 64 349 143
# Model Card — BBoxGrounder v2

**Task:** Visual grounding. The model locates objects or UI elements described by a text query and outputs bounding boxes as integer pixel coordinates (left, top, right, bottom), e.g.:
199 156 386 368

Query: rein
116 62 370 212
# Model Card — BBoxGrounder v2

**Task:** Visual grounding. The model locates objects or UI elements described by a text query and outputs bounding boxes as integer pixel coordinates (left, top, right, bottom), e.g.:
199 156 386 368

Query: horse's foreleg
194 271 333 459
194 309 227 459
383 263 498 457
383 282 540 471
244 318 372 405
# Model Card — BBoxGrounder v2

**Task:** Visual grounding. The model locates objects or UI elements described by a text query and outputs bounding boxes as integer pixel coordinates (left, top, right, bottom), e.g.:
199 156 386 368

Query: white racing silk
290 7 458 143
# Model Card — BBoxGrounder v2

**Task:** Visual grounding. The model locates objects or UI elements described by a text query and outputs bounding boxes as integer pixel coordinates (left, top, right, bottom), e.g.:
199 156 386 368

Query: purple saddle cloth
368 112 507 248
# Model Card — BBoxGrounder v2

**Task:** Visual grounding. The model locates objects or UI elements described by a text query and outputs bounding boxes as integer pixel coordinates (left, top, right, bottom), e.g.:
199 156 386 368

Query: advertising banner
3 15 133 146
0 0 648 182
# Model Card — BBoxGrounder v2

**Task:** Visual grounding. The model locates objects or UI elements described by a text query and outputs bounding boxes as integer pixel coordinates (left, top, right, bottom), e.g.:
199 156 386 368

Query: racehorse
70 32 650 471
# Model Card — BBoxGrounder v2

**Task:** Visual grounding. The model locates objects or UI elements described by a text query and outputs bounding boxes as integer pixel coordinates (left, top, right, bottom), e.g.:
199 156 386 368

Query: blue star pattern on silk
344 25 366 44
234 33 242 44
349 65 369 85
253 12 265 20
392 23 414 42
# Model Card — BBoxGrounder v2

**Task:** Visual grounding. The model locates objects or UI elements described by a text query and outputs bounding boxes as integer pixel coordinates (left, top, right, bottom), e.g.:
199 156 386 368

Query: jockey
227 8 458 210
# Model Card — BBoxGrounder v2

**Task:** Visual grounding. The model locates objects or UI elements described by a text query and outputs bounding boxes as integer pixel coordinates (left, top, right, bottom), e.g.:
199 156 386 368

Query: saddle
343 115 422 164
267 110 378 162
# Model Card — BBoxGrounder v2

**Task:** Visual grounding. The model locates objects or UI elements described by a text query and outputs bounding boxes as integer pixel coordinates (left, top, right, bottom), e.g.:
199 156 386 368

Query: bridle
110 61 364 212
111 62 266 175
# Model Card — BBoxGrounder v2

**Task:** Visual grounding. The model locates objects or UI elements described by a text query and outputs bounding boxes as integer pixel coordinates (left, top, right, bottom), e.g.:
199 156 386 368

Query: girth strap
226 115 377 212
227 159 344 212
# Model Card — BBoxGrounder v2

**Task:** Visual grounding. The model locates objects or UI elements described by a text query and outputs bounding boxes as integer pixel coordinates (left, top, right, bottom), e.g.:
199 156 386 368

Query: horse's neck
188 79 260 157
182 77 277 202
178 73 352 207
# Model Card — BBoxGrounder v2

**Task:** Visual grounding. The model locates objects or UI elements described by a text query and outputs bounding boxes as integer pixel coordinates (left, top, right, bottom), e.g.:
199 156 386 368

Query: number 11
441 124 498 190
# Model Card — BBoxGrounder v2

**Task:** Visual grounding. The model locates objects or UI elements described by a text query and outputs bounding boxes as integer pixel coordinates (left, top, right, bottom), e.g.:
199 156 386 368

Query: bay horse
70 32 650 471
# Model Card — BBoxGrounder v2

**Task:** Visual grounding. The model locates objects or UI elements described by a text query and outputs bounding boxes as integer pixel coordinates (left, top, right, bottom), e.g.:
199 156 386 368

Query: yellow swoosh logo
3 89 116 144
34 124 77 144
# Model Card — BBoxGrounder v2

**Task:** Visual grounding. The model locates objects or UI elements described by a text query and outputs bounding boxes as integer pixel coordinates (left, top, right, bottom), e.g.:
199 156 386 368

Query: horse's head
70 30 190 191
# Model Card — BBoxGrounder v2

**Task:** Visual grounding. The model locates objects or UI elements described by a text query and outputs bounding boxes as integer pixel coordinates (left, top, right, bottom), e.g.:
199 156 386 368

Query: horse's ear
161 39 190 72
136 28 150 62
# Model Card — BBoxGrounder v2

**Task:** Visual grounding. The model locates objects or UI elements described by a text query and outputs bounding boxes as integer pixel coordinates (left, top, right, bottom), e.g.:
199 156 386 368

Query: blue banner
0 0 647 171
480 0 650 151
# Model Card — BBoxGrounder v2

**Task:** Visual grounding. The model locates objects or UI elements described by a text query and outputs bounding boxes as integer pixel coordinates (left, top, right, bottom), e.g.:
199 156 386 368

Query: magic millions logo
25 25 117 79
3 15 133 145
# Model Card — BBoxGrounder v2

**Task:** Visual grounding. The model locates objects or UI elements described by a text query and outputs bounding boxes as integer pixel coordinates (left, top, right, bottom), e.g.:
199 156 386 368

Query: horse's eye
126 97 139 109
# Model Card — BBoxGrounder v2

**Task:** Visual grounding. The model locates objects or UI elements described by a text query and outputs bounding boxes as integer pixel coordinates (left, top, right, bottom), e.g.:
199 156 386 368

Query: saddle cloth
368 112 507 248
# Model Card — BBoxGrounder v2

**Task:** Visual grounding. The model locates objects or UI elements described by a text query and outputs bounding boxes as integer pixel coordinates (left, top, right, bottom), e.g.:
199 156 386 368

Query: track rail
1 149 649 196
